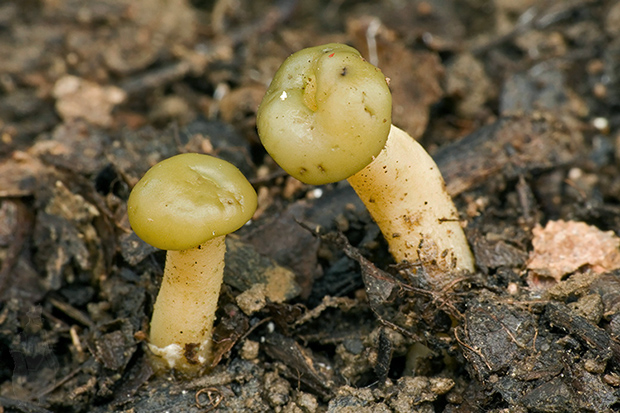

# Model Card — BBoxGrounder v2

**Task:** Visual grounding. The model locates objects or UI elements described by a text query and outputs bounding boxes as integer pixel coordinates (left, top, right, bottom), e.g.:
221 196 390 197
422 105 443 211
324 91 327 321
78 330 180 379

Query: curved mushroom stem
148 235 226 375
347 125 475 285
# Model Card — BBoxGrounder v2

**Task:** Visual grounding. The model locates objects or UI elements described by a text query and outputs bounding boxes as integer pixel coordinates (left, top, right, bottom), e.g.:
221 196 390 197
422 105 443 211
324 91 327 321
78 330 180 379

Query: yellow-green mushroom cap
127 153 257 251
257 43 392 185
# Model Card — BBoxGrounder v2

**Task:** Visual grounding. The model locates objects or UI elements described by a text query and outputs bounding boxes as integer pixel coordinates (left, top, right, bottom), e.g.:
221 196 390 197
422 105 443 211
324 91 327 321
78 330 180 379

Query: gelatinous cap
257 43 392 185
127 153 257 251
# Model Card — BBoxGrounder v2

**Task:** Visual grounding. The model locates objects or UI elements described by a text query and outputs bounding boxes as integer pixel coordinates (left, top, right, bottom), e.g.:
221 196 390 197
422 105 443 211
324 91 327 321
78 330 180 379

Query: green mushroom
257 43 474 285
128 153 257 374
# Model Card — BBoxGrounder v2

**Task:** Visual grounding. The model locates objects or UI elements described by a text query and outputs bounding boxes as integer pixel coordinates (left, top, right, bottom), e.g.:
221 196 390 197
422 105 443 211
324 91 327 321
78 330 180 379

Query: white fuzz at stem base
347 125 475 285
148 236 226 375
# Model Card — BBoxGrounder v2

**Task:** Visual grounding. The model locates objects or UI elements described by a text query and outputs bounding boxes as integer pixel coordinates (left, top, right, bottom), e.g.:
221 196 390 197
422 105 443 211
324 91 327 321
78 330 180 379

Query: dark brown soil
2 0 620 412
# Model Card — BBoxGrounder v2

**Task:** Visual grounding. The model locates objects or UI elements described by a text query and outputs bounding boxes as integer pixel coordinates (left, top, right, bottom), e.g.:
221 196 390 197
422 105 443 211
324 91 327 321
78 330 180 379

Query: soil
1 0 620 412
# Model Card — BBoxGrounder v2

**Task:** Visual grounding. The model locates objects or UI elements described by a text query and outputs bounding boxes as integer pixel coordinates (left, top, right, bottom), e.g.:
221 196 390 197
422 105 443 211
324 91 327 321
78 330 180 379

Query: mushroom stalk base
148 236 226 375
347 125 475 285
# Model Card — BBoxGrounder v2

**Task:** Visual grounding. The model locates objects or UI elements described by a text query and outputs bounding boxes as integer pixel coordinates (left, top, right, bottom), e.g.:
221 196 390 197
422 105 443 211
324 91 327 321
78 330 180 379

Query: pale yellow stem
347 125 475 283
148 235 226 374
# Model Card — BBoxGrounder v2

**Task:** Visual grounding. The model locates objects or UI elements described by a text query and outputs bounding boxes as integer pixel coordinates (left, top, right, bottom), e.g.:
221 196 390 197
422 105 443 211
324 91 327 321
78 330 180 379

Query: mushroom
257 43 474 285
127 153 257 374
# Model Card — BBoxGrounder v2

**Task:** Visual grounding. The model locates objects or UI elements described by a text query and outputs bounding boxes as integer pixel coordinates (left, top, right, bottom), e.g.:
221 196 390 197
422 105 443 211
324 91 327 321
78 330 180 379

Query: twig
454 327 492 371
35 366 82 399
195 387 223 412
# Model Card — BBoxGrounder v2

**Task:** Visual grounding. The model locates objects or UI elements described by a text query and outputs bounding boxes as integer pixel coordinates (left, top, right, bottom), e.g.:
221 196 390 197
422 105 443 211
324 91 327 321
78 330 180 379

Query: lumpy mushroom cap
127 153 257 251
257 43 392 185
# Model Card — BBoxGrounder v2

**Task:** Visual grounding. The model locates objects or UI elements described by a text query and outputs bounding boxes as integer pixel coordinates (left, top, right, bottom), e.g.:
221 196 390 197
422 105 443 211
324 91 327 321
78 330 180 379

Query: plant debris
527 220 620 283
2 0 620 411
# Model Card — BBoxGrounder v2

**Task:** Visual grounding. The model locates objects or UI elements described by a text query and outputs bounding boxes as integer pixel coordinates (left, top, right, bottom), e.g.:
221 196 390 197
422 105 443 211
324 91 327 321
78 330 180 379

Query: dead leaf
527 220 620 282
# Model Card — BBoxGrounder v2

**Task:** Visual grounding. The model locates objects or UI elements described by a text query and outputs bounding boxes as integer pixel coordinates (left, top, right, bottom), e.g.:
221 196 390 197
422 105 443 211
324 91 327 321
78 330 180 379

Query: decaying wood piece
545 302 620 372
435 112 584 197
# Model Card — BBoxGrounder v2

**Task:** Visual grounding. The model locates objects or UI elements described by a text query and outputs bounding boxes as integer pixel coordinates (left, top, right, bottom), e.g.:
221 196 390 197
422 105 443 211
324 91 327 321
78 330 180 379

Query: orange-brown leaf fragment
527 220 620 282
